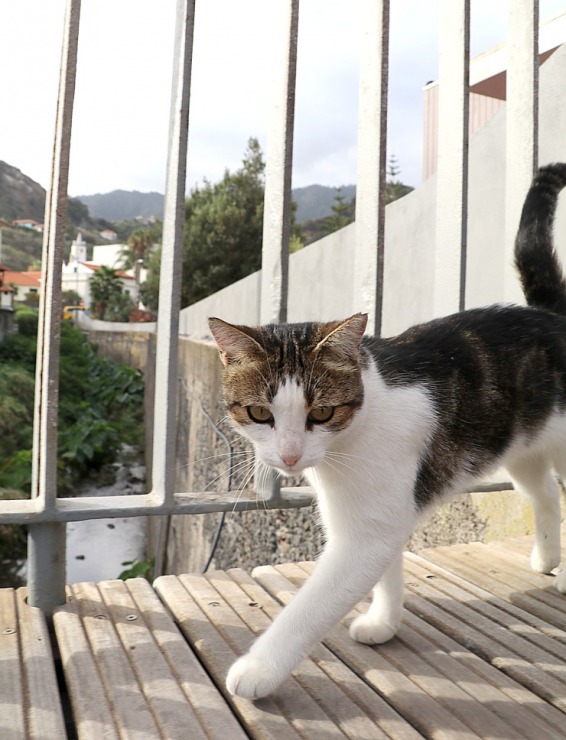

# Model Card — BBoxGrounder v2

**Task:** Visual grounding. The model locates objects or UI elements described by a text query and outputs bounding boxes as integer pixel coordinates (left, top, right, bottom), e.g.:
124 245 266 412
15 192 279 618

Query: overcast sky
2 0 566 198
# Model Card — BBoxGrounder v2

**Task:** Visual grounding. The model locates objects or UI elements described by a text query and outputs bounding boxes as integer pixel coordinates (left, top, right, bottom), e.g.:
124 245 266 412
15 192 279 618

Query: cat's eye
308 406 334 423
247 405 273 424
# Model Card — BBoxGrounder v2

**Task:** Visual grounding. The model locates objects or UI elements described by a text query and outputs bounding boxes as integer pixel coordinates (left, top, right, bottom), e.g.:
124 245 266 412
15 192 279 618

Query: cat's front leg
226 539 405 699
349 551 404 645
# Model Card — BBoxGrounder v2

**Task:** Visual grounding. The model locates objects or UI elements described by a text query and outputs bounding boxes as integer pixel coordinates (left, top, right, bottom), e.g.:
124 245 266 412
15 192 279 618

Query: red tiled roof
3 270 42 287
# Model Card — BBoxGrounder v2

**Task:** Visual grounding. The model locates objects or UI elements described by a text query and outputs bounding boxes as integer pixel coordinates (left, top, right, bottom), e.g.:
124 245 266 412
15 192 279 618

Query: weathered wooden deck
2 535 565 739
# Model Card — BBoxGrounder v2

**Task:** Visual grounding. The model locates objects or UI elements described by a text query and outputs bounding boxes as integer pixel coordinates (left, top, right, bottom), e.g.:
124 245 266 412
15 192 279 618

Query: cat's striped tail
515 163 566 315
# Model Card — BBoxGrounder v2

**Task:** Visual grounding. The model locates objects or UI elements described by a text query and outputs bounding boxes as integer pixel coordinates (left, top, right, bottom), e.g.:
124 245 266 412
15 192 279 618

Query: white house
61 233 136 307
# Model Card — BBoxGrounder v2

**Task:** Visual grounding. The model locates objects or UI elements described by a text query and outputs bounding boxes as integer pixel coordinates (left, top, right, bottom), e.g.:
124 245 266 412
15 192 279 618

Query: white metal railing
0 0 540 612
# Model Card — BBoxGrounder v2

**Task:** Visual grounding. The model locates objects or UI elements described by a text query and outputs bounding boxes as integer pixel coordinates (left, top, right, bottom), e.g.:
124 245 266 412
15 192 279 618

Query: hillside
0 162 48 222
292 184 356 222
0 161 116 270
76 190 165 221
0 161 107 231
75 183 357 224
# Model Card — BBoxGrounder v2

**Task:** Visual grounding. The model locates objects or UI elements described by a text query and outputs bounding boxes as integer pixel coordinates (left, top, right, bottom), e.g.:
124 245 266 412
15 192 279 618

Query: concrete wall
179 44 566 341
84 329 154 371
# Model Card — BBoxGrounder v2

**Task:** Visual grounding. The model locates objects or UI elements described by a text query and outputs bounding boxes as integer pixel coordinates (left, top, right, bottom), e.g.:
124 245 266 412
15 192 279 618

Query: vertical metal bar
151 0 195 575
354 0 389 337
259 0 299 326
504 0 539 304
433 0 470 317
255 0 299 501
28 0 81 612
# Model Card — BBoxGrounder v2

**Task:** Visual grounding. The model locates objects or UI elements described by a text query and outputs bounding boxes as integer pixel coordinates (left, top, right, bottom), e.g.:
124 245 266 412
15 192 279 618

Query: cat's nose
280 452 301 467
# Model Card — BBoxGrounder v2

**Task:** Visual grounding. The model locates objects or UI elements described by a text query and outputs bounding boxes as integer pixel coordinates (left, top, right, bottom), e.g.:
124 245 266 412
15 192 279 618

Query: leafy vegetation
118 557 155 582
142 138 265 310
0 160 118 270
89 266 133 321
0 305 145 496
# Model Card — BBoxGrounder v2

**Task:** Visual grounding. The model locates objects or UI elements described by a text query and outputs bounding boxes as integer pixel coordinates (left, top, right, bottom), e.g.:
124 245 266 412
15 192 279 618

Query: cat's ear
208 317 265 366
314 313 368 356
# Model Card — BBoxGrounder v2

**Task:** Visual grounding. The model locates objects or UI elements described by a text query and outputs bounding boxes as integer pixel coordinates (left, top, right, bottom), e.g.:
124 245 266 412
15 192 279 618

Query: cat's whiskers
227 460 258 523
175 450 249 472
198 456 255 496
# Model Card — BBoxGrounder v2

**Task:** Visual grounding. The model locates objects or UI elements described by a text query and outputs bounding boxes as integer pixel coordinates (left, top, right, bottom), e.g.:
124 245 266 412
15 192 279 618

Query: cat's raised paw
226 653 283 700
531 543 561 574
349 613 400 645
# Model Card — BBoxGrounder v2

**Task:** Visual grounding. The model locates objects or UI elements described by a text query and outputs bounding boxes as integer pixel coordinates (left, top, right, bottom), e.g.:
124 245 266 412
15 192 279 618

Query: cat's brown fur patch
209 315 368 431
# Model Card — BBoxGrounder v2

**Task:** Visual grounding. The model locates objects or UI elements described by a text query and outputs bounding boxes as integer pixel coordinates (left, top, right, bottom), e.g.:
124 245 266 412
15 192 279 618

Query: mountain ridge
76 189 165 222
75 183 358 224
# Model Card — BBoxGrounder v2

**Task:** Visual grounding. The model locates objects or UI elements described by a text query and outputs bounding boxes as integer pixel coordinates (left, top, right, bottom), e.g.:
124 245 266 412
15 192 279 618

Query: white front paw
226 653 285 700
531 543 561 574
349 612 400 645
556 568 566 594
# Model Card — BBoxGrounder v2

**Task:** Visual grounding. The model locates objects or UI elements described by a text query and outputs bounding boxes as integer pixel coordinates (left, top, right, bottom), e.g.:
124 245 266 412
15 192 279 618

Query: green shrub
0 451 33 493
15 306 39 337
0 318 145 496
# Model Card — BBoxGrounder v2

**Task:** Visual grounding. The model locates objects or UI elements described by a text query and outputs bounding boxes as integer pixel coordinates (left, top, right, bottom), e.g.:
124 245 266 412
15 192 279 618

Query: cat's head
209 313 368 474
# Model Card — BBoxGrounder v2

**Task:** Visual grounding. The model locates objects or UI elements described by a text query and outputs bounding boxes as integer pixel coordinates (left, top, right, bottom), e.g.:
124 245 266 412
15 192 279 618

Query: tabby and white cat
209 163 566 700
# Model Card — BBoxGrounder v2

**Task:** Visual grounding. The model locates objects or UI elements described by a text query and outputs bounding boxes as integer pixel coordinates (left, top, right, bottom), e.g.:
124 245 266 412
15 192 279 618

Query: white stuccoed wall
179 44 566 340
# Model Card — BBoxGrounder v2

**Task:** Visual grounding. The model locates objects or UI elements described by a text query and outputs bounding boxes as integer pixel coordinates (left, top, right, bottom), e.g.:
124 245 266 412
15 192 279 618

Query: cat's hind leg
549 457 566 593
507 456 561 574
349 550 404 645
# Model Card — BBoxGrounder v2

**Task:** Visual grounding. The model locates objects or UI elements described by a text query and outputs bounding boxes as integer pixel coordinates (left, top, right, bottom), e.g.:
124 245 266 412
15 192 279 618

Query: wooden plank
155 573 298 739
56 577 245 740
253 564 481 739
401 608 566 738
206 569 347 740
53 597 119 740
403 559 566 711
421 542 566 629
416 544 565 633
407 552 566 655
125 578 245 739
274 563 533 740
1 587 67 739
15 588 67 739
212 567 400 740
228 567 427 740
69 581 162 739
0 589 26 739
97 579 210 739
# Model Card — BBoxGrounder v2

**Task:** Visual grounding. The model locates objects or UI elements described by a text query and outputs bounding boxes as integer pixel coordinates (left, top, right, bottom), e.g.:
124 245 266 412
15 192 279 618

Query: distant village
0 219 146 339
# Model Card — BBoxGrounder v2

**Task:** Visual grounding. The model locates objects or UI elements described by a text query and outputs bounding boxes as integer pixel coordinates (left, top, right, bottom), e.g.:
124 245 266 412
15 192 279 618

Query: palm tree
89 266 123 320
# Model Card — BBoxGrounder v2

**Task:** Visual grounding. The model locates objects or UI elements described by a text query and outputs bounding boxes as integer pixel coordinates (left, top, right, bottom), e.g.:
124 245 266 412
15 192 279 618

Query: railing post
354 0 389 337
256 0 299 500
504 0 539 304
151 0 196 578
433 0 470 318
28 0 81 612
28 524 67 613
259 0 299 326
